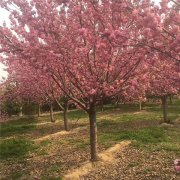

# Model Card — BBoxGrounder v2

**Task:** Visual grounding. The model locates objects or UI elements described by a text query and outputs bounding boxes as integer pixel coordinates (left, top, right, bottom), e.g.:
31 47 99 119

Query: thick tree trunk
63 99 69 131
19 106 23 117
88 103 98 161
161 95 169 123
50 103 55 122
38 104 41 117
139 101 142 111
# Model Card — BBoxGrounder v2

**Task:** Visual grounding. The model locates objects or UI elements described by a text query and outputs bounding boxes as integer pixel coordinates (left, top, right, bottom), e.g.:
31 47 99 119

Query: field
0 99 180 180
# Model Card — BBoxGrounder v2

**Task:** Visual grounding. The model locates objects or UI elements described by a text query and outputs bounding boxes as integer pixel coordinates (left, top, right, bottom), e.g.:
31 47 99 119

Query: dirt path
34 126 88 142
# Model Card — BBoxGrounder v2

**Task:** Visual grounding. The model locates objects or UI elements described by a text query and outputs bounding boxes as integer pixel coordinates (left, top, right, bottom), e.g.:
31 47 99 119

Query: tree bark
55 98 69 131
161 95 169 123
63 99 69 131
50 103 55 122
19 106 23 117
38 104 41 117
116 101 119 108
88 103 98 161
139 101 142 111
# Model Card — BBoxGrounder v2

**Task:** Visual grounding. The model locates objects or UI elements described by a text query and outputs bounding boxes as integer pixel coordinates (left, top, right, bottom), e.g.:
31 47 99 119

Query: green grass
41 165 63 180
0 109 88 138
144 98 180 120
99 127 165 146
60 109 87 121
49 165 61 173
1 171 24 180
40 139 52 146
98 103 139 112
0 138 38 160
3 116 37 125
10 171 23 180
42 177 62 180
96 98 180 152
66 138 89 149
0 116 38 137
0 123 36 137
99 126 180 155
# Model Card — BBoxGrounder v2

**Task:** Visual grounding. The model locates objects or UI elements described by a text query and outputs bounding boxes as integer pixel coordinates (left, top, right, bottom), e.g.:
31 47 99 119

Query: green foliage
0 138 37 160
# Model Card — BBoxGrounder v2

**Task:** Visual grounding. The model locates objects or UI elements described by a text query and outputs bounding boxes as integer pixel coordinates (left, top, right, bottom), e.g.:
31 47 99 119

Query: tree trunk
19 106 23 117
55 98 69 131
50 103 55 122
100 100 104 112
161 95 169 123
116 101 119 108
38 104 41 117
139 101 142 111
88 103 98 161
63 99 69 131
169 95 172 104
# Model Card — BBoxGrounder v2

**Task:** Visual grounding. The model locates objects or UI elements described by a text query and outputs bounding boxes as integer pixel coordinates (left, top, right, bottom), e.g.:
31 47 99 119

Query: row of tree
0 0 179 161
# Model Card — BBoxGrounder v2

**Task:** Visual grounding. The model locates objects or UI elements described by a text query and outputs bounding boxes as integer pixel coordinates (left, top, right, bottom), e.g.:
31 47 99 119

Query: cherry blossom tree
0 0 179 161
146 57 180 123
5 58 71 126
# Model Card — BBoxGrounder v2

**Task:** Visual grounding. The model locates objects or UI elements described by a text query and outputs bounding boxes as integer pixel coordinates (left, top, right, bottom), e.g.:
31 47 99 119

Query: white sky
0 8 9 82
0 0 161 81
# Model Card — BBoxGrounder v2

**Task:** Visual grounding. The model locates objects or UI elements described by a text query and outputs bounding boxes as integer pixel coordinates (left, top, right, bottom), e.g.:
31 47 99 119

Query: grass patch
160 142 180 152
37 140 52 156
37 148 49 156
40 139 52 146
67 138 89 149
0 123 36 137
49 165 61 173
10 171 23 180
0 138 38 160
99 103 139 113
41 165 62 180
42 177 62 180
66 109 87 121
99 127 167 148
144 99 180 121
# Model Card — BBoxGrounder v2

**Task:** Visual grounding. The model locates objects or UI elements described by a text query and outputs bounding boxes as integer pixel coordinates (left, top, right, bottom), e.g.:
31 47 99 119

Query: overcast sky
0 0 161 81
0 8 9 81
